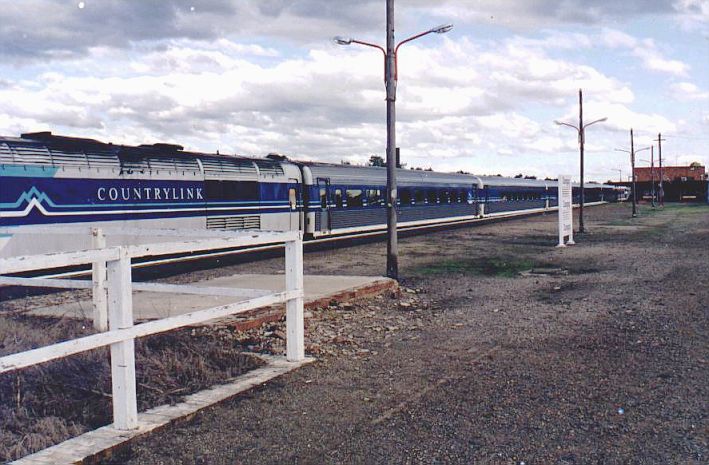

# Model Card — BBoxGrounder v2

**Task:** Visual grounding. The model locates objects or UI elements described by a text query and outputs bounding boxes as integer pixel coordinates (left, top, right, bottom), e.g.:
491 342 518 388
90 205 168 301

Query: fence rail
0 228 305 431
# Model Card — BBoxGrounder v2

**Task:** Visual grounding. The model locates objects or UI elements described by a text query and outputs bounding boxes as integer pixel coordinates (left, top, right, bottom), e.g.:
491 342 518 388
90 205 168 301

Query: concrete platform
28 274 397 326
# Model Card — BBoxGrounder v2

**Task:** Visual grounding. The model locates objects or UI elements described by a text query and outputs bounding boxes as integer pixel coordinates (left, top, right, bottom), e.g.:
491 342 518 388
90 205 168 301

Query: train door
317 178 331 233
287 178 301 231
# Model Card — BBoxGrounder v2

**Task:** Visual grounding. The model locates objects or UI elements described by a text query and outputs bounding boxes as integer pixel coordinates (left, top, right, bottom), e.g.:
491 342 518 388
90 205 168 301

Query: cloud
674 0 709 28
0 2 703 182
600 29 690 76
0 0 699 64
670 82 709 100
426 0 676 29
0 0 382 62
0 30 664 180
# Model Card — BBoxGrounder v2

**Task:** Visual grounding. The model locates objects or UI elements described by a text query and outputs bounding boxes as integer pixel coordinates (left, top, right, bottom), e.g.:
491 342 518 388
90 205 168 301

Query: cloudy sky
0 1 707 182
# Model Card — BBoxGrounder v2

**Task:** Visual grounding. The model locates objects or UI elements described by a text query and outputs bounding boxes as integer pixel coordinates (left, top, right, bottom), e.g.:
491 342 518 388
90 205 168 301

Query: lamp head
430 24 453 34
333 36 353 45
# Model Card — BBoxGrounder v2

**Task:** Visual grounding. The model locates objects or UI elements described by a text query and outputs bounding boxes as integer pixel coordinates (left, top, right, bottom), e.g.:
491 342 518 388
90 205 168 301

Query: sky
0 1 707 183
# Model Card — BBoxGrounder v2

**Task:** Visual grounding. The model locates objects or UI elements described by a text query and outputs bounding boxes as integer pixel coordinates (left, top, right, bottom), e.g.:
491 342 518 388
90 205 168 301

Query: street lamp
554 89 607 234
335 2 452 280
615 142 650 217
639 149 656 207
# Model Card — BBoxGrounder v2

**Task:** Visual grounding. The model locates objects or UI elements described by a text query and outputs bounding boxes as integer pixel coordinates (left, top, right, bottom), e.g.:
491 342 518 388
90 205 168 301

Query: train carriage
300 163 483 237
0 132 299 257
478 177 552 215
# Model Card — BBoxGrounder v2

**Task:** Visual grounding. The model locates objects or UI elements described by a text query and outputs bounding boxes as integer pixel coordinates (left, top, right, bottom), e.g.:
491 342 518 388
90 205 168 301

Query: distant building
612 163 708 203
633 164 706 183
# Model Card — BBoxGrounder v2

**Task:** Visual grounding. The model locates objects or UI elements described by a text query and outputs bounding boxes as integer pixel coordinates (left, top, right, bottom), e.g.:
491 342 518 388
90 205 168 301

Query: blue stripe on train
0 176 296 226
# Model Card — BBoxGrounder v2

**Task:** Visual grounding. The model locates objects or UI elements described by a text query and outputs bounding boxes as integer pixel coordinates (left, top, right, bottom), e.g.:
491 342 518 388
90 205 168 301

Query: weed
414 256 536 278
0 315 264 462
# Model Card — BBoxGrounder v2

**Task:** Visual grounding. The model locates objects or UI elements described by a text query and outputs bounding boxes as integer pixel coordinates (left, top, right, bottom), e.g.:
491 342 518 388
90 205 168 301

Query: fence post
92 228 108 331
285 233 305 362
107 248 138 430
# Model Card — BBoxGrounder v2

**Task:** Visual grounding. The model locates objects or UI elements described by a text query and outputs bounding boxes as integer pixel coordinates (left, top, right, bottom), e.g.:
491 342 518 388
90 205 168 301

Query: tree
689 161 702 168
368 155 385 167
514 174 523 178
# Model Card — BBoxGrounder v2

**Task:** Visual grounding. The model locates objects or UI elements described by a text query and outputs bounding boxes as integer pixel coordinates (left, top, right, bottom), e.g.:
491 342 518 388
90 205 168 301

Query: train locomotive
0 132 625 258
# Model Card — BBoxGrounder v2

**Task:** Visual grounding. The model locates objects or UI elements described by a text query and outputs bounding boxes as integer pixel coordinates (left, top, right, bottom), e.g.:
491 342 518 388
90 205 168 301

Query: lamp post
639 150 656 208
554 89 607 234
655 133 666 206
335 2 452 280
616 135 650 217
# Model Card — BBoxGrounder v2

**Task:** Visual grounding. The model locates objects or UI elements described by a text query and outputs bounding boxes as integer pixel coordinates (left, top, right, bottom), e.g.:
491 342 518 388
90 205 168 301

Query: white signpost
557 175 575 247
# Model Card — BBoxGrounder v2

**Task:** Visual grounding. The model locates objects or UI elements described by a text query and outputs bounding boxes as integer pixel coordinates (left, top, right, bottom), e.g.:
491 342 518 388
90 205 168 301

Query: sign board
557 175 575 247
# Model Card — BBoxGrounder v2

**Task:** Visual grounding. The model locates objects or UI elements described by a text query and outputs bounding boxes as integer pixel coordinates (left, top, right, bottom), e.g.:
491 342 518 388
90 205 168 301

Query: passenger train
0 132 626 258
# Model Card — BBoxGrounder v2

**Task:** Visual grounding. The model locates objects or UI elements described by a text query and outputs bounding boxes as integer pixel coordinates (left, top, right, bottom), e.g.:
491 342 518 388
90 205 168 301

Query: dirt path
97 203 706 464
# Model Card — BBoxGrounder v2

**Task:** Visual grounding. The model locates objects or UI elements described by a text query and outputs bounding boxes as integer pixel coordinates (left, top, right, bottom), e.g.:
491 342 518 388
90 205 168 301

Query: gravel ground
12 202 709 465
103 203 707 465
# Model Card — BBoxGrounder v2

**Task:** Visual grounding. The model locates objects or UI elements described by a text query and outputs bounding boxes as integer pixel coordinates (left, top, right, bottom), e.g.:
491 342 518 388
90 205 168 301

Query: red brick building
612 163 708 203
633 164 706 183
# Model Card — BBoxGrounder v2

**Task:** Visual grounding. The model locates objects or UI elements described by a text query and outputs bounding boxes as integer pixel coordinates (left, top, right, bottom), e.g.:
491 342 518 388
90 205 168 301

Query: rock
331 335 351 344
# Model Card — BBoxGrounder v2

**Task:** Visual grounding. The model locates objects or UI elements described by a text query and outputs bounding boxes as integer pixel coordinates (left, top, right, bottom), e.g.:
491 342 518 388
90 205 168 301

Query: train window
427 190 437 204
289 188 297 210
320 188 327 209
415 190 425 204
367 189 384 207
334 189 343 208
441 190 451 203
400 189 412 205
347 189 364 207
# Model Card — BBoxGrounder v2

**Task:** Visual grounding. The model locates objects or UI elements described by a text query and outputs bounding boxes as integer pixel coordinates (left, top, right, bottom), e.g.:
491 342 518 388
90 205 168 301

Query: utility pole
655 133 666 206
616 136 650 218
384 0 398 280
650 146 656 208
578 89 585 233
631 128 637 217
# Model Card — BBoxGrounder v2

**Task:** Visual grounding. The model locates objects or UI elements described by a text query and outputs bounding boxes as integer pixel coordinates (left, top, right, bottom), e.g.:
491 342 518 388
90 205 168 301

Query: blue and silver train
0 132 625 257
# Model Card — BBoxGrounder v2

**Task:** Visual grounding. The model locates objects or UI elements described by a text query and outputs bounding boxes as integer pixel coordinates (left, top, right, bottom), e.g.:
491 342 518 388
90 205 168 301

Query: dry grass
0 314 263 462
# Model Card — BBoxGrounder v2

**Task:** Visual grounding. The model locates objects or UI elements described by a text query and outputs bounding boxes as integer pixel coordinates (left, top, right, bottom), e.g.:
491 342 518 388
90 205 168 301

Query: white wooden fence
0 228 305 431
